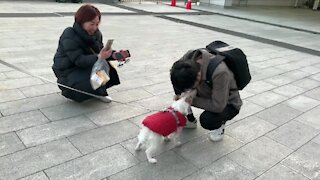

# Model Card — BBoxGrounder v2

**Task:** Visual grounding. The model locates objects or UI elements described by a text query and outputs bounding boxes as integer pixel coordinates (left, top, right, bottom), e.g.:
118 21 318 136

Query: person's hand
187 89 197 98
184 89 197 104
98 47 112 60
119 50 130 59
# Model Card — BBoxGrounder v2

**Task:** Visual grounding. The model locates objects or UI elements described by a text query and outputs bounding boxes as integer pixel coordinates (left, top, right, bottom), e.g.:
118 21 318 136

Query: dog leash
0 58 160 112
0 58 105 99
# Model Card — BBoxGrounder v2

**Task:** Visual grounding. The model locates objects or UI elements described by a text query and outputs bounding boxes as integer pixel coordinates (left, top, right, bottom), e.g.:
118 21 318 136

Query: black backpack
205 41 251 90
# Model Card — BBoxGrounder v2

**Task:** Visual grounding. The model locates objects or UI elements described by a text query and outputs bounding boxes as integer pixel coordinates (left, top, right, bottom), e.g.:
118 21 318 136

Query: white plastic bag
90 59 110 90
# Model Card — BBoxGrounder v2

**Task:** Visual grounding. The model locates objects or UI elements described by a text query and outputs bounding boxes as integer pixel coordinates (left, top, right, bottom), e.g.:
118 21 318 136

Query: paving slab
282 70 313 81
231 100 265 122
272 84 307 98
283 95 320 112
19 172 49 180
174 135 243 168
0 132 25 157
86 103 149 126
305 87 320 101
17 116 97 147
293 78 320 90
19 83 60 98
281 141 320 179
295 105 320 130
183 157 256 180
227 136 293 176
108 150 198 180
266 120 319 150
300 65 320 75
276 63 302 72
0 139 81 180
1 77 44 90
143 81 174 95
0 93 67 116
246 91 288 108
264 74 296 86
68 120 140 154
226 115 277 143
313 134 320 145
110 88 153 103
244 80 276 95
310 73 320 82
45 144 139 180
128 93 177 112
256 164 308 180
4 70 30 79
0 110 49 134
256 103 303 126
40 99 114 121
0 89 26 103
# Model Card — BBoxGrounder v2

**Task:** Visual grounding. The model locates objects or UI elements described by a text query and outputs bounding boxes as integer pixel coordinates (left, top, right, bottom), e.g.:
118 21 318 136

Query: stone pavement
0 1 320 179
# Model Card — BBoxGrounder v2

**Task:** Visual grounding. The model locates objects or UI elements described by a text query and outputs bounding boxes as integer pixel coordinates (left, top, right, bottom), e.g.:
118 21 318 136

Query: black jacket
53 22 105 83
52 22 120 101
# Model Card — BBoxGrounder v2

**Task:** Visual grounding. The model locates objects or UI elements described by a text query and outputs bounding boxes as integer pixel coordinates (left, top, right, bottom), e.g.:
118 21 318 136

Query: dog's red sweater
142 107 187 136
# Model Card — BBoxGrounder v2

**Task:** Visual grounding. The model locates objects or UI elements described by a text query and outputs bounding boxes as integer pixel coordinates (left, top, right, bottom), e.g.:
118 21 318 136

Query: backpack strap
205 55 225 88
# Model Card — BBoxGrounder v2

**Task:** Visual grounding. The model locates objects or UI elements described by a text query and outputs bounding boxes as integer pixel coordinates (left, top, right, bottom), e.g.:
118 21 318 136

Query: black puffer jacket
52 22 120 102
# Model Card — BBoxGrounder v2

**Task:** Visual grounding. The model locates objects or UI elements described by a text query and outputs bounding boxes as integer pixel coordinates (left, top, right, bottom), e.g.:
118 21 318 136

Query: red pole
171 0 176 6
186 0 192 9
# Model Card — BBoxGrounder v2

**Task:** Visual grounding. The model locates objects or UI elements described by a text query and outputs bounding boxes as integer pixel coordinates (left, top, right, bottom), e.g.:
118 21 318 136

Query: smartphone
113 50 130 59
113 52 124 59
105 39 114 50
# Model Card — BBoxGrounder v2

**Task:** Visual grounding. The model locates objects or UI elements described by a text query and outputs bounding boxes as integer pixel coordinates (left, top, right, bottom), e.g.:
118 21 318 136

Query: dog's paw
163 137 170 142
148 158 157 164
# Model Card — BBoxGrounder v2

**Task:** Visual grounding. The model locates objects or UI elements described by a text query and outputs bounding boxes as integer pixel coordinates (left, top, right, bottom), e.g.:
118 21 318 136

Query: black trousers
173 88 239 130
59 66 120 102
198 104 239 130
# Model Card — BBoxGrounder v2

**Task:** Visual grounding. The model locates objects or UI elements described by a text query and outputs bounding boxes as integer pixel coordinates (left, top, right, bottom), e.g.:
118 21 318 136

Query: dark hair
170 59 200 93
75 4 101 25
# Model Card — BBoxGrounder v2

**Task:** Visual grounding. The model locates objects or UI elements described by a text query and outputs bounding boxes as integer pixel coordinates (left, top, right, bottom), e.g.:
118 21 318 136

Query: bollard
171 0 176 6
186 0 192 9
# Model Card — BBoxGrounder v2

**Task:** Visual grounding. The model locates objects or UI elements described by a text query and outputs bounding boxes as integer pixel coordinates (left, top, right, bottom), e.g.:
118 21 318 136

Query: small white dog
135 95 192 163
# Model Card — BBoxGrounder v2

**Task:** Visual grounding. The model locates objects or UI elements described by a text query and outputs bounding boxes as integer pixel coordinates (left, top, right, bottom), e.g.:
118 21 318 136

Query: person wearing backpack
170 42 248 141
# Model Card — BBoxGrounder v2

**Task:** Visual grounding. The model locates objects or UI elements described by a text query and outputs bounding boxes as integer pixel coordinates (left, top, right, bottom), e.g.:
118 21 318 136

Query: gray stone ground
0 1 320 179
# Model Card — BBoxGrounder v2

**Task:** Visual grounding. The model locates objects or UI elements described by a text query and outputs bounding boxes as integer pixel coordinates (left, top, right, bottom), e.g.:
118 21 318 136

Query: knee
199 112 211 129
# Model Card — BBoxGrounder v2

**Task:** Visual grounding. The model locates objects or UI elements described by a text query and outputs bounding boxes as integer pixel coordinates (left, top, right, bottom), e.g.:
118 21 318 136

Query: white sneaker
185 120 197 129
209 124 225 142
97 95 112 103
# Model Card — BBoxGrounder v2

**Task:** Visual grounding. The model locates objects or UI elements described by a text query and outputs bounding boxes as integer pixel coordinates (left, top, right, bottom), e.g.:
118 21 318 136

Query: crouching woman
52 4 127 102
